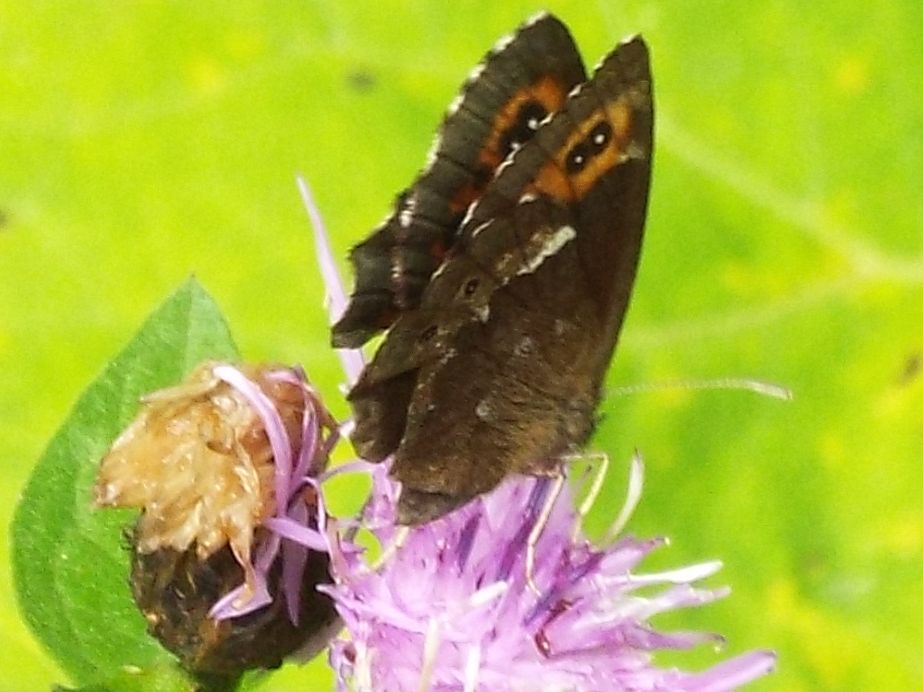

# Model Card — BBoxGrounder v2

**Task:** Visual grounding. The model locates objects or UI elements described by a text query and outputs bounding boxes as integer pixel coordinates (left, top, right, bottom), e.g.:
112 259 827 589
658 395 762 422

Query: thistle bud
96 362 340 675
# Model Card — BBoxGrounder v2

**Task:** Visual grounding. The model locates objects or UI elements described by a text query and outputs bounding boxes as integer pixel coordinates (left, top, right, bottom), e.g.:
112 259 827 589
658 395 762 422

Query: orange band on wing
480 75 571 168
528 95 637 203
449 75 571 213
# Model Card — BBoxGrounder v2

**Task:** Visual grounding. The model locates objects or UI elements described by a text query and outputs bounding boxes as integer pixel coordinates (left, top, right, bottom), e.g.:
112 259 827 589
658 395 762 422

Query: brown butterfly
335 13 653 525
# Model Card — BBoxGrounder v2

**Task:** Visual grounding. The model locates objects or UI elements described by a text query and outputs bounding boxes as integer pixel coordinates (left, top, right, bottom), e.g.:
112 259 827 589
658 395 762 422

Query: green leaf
11 278 238 685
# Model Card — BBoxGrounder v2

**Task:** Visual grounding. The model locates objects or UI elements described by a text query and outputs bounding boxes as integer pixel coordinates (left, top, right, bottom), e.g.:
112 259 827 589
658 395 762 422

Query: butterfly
334 13 653 525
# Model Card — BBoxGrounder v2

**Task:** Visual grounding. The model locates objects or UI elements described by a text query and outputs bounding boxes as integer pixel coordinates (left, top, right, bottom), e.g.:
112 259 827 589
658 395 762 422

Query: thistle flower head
321 460 775 691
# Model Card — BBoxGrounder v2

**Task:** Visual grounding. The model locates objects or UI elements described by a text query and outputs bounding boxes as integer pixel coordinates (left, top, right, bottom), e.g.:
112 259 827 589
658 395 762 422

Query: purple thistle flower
298 179 776 691
320 459 774 691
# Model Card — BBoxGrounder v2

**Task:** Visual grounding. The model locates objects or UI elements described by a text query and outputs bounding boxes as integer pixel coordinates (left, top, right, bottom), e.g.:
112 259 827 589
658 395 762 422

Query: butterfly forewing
332 13 586 348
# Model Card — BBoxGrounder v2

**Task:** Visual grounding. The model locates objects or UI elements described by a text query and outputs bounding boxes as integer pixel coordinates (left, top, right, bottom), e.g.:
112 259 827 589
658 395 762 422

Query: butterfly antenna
609 377 793 401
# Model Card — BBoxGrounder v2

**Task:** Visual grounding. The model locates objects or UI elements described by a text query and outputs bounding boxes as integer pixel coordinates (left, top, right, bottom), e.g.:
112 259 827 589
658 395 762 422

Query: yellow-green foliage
2 2 922 689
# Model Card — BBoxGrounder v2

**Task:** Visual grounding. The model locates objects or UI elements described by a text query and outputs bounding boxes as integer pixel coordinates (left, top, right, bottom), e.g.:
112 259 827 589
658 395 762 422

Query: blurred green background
2 1 922 689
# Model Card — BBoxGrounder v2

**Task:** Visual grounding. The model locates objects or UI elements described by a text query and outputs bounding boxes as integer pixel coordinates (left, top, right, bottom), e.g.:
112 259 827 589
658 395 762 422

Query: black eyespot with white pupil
566 143 589 173
520 101 546 131
565 120 614 174
500 100 548 155
463 278 479 297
